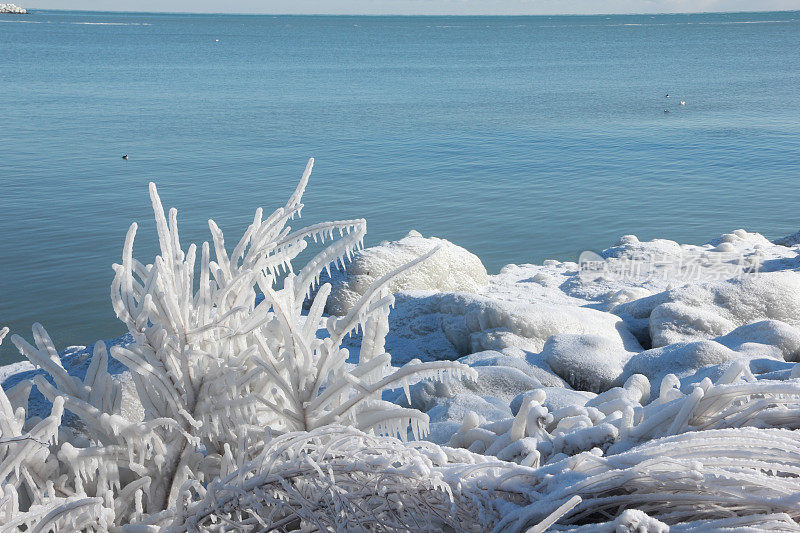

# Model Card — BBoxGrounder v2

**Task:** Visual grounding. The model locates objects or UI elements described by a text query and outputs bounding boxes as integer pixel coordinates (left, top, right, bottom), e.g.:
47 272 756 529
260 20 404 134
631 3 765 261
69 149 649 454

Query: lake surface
1 10 799 363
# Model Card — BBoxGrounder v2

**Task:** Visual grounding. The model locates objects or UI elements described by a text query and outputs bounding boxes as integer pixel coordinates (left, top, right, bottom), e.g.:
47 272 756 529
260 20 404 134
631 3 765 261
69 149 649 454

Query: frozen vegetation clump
175 425 584 532
0 327 113 531
0 160 477 529
5 162 800 530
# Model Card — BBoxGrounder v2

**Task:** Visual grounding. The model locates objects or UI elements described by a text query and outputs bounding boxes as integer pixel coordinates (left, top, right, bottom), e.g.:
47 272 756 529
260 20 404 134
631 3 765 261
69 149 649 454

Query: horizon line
23 7 800 17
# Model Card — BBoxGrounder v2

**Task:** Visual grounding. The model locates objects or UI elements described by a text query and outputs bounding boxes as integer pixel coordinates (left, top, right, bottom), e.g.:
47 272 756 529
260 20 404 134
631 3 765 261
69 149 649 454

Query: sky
24 0 800 15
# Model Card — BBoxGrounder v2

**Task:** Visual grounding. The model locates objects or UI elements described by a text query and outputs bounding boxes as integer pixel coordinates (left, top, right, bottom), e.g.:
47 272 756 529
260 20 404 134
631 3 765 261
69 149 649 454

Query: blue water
1 10 799 363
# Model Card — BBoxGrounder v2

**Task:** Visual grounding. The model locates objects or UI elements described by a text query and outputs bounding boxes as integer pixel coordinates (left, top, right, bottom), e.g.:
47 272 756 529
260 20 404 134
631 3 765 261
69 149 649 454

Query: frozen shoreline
4 220 800 530
5 225 800 429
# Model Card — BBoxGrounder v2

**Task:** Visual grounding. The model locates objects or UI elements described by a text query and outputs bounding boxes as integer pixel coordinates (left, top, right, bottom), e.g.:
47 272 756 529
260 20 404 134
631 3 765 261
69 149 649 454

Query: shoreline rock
321 230 489 316
0 3 27 13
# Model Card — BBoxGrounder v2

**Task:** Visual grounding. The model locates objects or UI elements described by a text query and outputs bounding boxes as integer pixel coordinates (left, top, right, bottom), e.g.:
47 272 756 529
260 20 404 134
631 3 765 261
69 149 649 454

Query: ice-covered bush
175 422 800 531
532 427 800 527
3 160 474 528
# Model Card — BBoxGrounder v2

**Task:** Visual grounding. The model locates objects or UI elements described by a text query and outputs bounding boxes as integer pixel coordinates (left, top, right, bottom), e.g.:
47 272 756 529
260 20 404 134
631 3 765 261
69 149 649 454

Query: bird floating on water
664 109 670 113
122 154 128 160
665 94 670 98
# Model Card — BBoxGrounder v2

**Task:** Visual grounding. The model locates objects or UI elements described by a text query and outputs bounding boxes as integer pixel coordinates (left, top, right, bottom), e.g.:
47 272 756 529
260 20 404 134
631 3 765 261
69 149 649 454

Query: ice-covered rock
564 228 798 304
616 271 800 347
322 230 487 315
621 340 739 393
615 320 800 393
381 292 641 362
542 333 638 392
0 3 27 13
714 320 800 361
458 349 566 388
401 362 541 414
454 297 642 356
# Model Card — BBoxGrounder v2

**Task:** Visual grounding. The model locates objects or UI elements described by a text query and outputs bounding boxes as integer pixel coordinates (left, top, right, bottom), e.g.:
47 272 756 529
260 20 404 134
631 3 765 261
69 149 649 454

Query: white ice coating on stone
321 229 489 315
0 3 26 13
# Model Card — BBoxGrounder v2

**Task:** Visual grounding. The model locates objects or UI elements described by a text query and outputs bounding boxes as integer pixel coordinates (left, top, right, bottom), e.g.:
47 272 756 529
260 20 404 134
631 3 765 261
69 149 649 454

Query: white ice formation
4 169 800 530
0 160 474 529
0 4 26 13
322 229 488 315
176 425 586 532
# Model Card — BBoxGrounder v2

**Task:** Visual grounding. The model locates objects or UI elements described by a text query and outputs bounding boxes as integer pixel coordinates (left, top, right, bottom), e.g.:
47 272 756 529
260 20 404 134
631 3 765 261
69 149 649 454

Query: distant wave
0 19 151 26
611 20 794 27
70 22 152 26
533 19 795 29
695 20 793 24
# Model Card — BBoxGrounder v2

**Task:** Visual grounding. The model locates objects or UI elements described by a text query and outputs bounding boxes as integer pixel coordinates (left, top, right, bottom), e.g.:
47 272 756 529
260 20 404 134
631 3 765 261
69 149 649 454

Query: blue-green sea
1 9 799 362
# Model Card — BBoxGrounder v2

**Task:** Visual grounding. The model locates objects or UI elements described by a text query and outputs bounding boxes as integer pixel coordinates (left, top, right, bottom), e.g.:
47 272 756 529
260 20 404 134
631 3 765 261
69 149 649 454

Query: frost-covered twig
533 428 800 526
1 329 108 531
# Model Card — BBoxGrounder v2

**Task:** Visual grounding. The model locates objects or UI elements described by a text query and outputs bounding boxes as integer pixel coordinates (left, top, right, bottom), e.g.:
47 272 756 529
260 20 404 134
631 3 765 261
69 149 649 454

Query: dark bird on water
122 154 128 160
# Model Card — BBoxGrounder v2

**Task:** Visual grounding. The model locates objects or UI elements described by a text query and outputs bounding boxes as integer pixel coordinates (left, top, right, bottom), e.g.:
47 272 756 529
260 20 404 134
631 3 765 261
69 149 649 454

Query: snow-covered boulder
616 271 800 347
0 4 27 13
542 333 637 392
323 230 488 315
458 349 566 388
405 292 642 356
363 289 644 371
714 320 800 361
621 340 740 393
402 360 542 414
617 320 800 393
